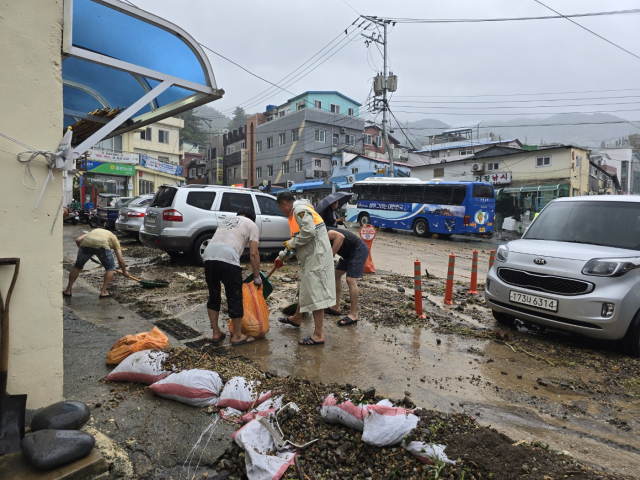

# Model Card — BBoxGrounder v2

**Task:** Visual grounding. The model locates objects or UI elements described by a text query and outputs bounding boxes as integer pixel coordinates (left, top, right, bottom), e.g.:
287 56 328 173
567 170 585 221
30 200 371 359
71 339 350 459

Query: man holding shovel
202 207 262 346
63 228 130 298
276 192 335 346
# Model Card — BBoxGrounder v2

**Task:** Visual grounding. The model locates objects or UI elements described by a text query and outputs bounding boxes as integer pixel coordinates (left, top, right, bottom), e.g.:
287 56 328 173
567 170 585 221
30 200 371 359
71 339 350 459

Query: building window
364 134 372 145
139 179 154 194
279 133 286 146
256 167 262 178
434 167 445 178
332 133 339 146
459 149 473 155
296 101 305 111
348 108 355 116
225 146 231 155
189 168 196 177
241 140 246 149
315 130 325 142
198 167 204 175
267 137 273 149
575 155 582 167
487 162 499 171
282 161 289 174
295 158 302 172
346 134 355 146
374 136 382 147
350 168 359 174
233 167 238 178
536 156 551 167
314 159 322 168
330 104 340 114
279 110 285 117
314 100 322 109
140 127 152 141
267 165 273 176
332 160 338 166
227 168 231 178
158 130 169 144
256 141 262 152
292 129 299 142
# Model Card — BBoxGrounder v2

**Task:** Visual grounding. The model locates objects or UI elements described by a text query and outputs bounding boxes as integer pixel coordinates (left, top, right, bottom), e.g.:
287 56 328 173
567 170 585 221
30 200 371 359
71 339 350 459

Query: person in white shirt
202 207 261 346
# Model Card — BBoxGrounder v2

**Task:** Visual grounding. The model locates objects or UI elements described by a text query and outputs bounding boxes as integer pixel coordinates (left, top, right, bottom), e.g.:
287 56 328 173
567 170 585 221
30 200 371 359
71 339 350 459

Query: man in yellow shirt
63 228 130 298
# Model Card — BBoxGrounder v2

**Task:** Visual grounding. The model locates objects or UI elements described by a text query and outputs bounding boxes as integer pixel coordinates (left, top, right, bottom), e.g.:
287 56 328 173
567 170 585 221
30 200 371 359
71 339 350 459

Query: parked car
139 185 290 264
115 194 154 238
485 196 640 356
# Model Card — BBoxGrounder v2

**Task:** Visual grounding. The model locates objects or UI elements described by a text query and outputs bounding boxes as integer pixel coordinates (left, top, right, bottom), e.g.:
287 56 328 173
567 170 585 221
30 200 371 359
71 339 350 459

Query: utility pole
362 17 397 176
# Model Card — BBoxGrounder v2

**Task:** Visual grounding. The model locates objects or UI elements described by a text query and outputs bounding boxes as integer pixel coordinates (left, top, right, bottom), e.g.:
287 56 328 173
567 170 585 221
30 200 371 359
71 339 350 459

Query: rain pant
288 199 336 313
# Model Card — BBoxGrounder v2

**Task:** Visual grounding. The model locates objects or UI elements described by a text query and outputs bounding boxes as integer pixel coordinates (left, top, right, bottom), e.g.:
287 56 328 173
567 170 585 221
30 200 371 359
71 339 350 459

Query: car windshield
524 201 640 250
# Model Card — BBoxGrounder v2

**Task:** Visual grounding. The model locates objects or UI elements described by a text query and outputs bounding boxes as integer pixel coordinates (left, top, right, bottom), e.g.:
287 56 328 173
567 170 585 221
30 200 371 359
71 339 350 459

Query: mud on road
63 225 640 478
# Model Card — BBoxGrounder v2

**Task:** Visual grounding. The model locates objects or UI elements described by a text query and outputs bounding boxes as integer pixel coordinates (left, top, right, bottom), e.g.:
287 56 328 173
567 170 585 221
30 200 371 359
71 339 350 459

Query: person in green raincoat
276 192 336 346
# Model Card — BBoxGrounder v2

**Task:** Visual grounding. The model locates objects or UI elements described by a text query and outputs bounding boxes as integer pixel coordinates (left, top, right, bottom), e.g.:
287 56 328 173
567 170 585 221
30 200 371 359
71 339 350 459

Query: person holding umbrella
315 192 352 228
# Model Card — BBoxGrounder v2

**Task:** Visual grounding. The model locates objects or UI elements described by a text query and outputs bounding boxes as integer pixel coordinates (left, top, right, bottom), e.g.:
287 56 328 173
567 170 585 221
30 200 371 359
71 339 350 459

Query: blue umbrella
315 192 353 218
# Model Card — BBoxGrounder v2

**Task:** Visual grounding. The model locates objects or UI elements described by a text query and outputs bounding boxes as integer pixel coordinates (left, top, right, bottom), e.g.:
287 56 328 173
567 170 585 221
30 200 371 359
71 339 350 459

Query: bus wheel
413 219 430 238
358 213 370 227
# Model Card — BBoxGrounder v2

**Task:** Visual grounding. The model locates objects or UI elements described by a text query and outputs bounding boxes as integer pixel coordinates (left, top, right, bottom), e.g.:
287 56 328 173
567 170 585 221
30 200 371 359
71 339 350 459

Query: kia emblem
534 258 546 265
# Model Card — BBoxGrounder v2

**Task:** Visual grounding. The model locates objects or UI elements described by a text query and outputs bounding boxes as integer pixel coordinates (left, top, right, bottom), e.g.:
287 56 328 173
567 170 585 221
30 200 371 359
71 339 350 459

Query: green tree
228 106 249 130
177 109 207 147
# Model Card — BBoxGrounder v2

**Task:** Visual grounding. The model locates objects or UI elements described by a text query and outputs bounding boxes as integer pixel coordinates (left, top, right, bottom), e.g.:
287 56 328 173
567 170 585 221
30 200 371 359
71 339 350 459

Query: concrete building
182 142 206 168
591 147 638 194
223 127 247 186
255 91 365 187
330 152 412 182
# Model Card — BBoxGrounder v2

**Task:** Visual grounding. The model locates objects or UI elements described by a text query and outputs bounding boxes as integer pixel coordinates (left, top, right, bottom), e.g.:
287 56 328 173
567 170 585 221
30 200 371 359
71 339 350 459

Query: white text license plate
146 217 156 225
509 291 558 312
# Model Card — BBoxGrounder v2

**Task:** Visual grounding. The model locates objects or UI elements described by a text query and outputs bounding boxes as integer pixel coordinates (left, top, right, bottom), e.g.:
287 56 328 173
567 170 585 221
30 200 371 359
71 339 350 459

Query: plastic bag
106 326 169 365
149 369 223 407
402 439 455 465
228 283 270 338
362 404 419 447
105 350 168 384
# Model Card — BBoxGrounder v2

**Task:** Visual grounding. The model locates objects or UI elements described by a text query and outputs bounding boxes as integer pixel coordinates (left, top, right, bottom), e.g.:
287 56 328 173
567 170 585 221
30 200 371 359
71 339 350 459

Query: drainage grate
184 338 230 356
154 318 202 340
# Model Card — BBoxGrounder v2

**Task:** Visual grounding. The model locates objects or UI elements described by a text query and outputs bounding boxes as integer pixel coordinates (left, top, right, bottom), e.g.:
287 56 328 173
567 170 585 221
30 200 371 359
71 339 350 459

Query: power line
396 119 640 130
392 87 640 98
532 0 640 61
391 108 640 116
389 101 640 111
374 8 640 23
390 95 640 104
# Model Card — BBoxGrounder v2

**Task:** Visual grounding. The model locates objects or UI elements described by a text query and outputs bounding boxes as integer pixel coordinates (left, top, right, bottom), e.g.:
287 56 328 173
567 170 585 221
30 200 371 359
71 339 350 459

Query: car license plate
147 217 156 225
509 291 558 312
479 227 485 232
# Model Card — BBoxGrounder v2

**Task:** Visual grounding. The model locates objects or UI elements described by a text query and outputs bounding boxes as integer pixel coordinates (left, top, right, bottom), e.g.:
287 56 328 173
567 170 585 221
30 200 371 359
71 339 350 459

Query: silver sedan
115 194 154 237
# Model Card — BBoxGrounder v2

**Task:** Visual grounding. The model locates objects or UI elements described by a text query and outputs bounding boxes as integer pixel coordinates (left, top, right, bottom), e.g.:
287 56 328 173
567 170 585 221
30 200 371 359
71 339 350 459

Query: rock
132 452 154 477
436 338 441 345
397 287 405 293
362 387 376 400
517 375 523 379
537 379 549 387
501 371 508 375
31 401 90 432
402 396 414 408
21 429 95 470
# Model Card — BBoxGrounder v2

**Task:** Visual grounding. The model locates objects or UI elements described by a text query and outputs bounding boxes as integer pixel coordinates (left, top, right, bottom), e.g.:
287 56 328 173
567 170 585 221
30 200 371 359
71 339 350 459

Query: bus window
473 184 494 198
360 184 378 200
403 184 425 204
379 184 402 202
451 186 467 206
425 185 454 204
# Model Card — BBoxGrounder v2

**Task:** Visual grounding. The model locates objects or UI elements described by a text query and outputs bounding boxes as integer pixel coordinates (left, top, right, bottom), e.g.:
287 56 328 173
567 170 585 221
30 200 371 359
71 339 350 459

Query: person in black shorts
325 227 369 326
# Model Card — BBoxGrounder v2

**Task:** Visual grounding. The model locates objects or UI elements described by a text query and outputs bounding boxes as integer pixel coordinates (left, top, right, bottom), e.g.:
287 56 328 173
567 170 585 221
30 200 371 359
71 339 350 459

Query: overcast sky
131 0 640 125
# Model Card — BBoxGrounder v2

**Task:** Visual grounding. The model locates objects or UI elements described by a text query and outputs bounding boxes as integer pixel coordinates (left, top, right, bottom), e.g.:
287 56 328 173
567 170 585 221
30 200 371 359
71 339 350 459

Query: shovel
89 257 169 288
0 258 26 455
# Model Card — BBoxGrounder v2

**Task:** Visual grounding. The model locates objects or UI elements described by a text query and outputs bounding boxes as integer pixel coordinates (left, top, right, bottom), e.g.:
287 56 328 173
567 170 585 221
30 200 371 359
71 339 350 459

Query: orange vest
288 205 325 235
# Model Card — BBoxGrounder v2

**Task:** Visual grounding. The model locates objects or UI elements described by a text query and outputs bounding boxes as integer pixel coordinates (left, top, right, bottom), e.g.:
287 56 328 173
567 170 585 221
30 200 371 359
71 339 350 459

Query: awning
63 0 224 157
293 181 332 192
338 183 353 190
499 183 570 195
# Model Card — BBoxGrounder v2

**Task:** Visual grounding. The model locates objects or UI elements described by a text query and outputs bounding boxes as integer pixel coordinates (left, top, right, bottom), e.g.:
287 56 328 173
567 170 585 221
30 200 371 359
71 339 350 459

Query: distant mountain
403 113 637 149
193 104 230 132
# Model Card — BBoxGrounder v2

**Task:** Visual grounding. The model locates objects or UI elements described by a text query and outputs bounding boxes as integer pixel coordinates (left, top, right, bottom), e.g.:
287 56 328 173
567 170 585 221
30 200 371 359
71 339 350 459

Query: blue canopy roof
292 181 332 192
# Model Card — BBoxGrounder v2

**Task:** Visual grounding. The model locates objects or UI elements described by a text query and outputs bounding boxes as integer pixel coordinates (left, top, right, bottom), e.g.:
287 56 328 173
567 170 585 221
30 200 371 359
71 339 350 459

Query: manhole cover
154 318 201 340
184 338 229 356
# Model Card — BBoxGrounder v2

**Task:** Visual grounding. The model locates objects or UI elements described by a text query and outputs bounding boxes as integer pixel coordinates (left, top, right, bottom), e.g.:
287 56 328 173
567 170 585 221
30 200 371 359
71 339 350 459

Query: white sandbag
149 369 223 408
320 395 366 431
232 417 297 480
217 376 271 411
361 404 419 447
403 440 455 465
105 350 168 384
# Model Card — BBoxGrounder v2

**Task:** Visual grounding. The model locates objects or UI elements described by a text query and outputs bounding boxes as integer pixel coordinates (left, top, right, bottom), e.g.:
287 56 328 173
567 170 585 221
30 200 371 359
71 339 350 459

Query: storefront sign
140 154 184 177
240 149 248 180
86 148 139 164
217 157 223 184
474 172 511 185
85 160 134 176
357 200 412 212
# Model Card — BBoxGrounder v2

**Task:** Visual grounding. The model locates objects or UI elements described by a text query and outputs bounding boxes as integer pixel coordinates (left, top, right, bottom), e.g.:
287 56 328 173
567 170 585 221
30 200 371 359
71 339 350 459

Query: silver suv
485 196 640 356
139 185 290 264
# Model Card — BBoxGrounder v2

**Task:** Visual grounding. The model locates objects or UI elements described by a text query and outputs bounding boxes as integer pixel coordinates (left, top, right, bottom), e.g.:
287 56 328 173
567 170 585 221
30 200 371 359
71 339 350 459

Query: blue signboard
357 200 412 212
140 154 184 177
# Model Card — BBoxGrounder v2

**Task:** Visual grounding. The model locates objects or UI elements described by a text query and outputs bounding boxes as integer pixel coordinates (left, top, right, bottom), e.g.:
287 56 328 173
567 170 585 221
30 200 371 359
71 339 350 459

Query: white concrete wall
0 1 64 408
130 117 184 165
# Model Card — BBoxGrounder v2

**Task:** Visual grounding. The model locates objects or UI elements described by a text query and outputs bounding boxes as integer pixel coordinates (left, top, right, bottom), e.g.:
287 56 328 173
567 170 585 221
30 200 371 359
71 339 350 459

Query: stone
31 400 90 432
397 287 405 293
362 387 376 400
537 379 549 387
21 429 95 470
132 452 154 477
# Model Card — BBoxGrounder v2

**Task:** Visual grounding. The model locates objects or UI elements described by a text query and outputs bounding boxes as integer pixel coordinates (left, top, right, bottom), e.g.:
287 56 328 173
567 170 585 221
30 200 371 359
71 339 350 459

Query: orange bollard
443 254 455 305
489 250 496 270
468 250 478 295
414 259 423 315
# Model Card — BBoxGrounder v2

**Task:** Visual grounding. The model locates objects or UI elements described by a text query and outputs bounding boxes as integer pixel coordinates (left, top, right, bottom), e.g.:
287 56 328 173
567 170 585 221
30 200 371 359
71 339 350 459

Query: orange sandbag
229 283 270 338
106 326 169 365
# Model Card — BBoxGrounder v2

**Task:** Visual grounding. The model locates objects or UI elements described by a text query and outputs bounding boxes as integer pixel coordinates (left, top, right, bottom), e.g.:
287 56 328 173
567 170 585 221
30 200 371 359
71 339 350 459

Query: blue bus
344 178 495 238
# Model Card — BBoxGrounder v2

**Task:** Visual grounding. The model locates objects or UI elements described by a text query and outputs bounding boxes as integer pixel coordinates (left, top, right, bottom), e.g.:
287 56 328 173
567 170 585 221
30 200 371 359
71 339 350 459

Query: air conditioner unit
340 128 346 134
471 163 485 172
346 174 356 184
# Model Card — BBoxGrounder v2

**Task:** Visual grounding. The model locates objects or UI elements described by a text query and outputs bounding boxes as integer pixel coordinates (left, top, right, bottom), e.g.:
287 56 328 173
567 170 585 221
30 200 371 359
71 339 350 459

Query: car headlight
582 257 640 277
496 245 509 263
